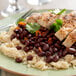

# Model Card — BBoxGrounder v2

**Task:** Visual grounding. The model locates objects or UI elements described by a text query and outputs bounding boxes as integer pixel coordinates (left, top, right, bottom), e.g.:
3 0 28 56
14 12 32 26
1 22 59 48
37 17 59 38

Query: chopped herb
50 23 56 30
48 9 66 15
56 19 63 26
48 10 57 14
16 18 25 25
54 24 60 32
50 19 63 32
26 23 40 34
57 9 66 15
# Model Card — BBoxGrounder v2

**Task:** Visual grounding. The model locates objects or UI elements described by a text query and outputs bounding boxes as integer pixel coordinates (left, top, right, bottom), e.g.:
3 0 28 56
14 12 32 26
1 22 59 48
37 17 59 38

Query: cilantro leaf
16 18 25 25
50 23 57 30
26 23 40 34
56 19 63 26
50 19 63 32
54 24 61 32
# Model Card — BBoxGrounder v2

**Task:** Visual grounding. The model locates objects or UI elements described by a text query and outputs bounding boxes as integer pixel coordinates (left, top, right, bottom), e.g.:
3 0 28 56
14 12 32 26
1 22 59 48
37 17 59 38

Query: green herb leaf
48 9 66 15
48 9 58 14
50 23 57 29
54 24 61 32
56 19 63 26
57 9 66 15
26 23 40 34
16 18 25 25
50 19 63 32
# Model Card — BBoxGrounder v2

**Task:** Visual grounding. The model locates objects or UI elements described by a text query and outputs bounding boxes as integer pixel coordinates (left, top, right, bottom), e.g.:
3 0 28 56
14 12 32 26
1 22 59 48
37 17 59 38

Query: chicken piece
61 11 76 22
26 13 41 23
55 23 76 41
63 29 76 47
26 12 59 28
55 11 76 41
37 12 59 28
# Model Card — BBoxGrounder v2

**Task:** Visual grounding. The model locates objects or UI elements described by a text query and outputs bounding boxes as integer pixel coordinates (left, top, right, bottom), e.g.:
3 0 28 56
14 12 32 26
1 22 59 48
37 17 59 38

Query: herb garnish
57 9 66 15
26 23 40 34
50 19 63 32
48 9 66 15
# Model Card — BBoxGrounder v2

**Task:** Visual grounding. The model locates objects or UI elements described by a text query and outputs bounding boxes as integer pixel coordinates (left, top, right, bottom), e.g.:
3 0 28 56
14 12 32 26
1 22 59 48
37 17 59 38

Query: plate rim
0 66 32 76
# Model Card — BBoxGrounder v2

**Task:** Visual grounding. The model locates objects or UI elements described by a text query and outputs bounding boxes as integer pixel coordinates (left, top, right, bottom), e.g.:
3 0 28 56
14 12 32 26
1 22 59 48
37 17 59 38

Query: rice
0 24 76 70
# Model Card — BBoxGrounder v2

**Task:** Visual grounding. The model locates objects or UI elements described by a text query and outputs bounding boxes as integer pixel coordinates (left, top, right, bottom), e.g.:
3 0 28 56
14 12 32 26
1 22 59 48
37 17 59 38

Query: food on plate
0 9 76 70
63 29 76 47
26 11 61 29
55 11 76 41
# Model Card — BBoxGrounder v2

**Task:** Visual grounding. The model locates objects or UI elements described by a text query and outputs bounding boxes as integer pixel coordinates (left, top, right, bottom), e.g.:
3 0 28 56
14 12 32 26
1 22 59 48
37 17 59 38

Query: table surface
0 0 76 76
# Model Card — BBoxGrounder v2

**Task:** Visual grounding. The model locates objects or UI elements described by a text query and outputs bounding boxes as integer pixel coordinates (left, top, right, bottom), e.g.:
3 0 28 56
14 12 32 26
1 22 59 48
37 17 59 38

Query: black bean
45 51 52 57
49 47 53 54
23 47 29 52
38 38 43 42
16 34 20 39
16 46 22 50
11 34 16 40
61 46 65 49
29 46 33 50
52 54 59 62
48 41 53 45
43 38 47 41
18 29 22 34
52 36 58 40
42 44 49 51
15 58 22 63
19 34 24 39
34 49 39 54
18 24 25 28
56 41 60 44
42 32 48 37
45 56 53 63
38 52 45 57
27 55 33 61
58 50 63 58
51 45 54 48
25 40 30 46
53 48 58 52
63 50 68 56
30 37 35 41
38 34 42 38
28 34 32 38
39 27 47 31
54 43 60 49
47 33 54 37
20 40 25 44
35 43 40 48
14 29 19 33
23 30 28 36
30 41 35 45
66 48 76 54
40 42 45 46
74 53 76 57
45 41 48 43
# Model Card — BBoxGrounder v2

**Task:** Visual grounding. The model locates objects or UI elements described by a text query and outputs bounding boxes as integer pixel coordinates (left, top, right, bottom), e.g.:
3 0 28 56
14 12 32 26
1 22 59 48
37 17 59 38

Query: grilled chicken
63 29 76 47
26 12 60 28
26 11 76 48
55 11 76 41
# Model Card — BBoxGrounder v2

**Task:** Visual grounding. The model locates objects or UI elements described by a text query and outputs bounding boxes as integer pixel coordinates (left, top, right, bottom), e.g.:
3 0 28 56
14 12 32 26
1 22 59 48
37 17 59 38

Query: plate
0 9 76 76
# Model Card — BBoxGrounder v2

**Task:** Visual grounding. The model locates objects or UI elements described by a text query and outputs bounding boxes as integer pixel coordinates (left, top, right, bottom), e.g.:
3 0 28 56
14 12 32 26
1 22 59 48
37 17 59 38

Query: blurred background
0 0 76 76
0 0 76 19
